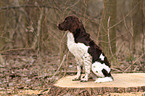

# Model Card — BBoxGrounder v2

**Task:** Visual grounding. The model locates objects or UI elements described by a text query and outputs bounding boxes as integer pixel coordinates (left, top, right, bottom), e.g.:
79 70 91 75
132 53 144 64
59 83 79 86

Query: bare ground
0 50 144 95
0 49 76 95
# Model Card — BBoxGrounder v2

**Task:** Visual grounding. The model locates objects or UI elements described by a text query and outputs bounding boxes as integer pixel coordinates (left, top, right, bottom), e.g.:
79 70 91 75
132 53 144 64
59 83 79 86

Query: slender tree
102 0 117 58
0 1 5 64
0 1 5 50
131 0 143 54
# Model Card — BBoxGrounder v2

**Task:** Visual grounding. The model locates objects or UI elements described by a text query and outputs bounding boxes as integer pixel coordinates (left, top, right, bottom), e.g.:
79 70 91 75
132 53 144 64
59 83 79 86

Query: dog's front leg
72 65 81 81
80 55 91 82
72 58 82 81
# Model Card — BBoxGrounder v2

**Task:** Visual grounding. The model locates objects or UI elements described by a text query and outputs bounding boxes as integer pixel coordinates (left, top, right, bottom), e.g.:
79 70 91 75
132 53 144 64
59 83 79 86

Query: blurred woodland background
0 0 144 95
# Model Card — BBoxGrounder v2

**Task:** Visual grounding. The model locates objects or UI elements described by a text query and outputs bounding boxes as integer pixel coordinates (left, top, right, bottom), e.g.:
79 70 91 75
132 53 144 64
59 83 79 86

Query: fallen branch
51 54 66 79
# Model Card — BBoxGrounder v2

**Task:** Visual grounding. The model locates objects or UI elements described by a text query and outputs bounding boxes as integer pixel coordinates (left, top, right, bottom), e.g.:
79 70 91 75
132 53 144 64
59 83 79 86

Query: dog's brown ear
76 28 81 33
73 28 81 37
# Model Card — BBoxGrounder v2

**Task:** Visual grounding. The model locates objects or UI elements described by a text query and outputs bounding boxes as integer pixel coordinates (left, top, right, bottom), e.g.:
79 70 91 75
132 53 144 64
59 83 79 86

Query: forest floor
0 49 144 96
0 49 76 96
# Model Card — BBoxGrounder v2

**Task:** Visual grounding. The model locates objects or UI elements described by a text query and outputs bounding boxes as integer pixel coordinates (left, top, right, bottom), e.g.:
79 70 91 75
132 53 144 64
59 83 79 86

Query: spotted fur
58 15 113 82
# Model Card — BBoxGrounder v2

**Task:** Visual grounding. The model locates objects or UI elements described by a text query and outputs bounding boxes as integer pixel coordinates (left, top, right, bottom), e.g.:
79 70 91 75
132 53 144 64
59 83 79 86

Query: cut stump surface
54 73 145 88
49 73 145 95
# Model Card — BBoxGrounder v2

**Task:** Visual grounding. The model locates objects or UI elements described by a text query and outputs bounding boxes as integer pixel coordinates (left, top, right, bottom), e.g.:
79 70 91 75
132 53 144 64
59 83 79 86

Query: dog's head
58 16 83 33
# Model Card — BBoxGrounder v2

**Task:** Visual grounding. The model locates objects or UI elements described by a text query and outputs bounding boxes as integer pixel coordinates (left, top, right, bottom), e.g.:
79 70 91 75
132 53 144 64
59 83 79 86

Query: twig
109 0 142 30
0 48 34 54
97 9 104 45
51 54 66 79
63 51 70 77
107 16 116 60
0 5 60 11
116 41 125 56
59 32 67 64
38 88 50 95
124 53 145 72
124 65 131 72
31 8 44 49
132 53 145 65
122 12 133 37
107 16 121 68
64 0 80 12
69 7 99 26
111 68 122 72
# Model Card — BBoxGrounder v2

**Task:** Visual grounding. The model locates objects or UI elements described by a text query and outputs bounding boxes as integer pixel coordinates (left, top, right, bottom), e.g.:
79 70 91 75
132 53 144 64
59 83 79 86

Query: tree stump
49 73 145 95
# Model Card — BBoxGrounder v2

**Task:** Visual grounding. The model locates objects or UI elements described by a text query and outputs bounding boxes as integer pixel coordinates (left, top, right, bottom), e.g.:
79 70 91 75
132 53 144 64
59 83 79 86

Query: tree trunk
48 73 145 95
0 1 6 50
131 0 143 54
101 0 116 58
0 54 4 64
0 1 5 64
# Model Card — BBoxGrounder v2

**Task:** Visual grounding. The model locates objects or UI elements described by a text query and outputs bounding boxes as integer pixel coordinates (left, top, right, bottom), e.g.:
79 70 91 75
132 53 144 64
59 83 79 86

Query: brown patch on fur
58 16 83 32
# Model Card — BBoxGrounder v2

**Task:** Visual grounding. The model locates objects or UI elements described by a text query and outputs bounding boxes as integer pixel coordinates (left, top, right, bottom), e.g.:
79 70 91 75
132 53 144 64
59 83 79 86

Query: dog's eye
64 19 68 23
65 18 68 21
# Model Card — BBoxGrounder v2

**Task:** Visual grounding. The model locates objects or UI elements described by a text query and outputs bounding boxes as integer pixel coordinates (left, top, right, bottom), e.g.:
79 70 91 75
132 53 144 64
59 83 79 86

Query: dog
58 16 113 83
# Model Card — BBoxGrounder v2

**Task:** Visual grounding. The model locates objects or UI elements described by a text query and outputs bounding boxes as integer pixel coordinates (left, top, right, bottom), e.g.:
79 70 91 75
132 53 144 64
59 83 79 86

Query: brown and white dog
58 16 113 83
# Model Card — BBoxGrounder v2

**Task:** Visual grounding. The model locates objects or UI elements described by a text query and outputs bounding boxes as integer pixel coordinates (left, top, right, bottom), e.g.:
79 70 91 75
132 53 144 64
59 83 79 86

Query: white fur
95 77 113 83
100 53 105 61
92 61 111 77
67 32 90 59
74 65 81 79
67 32 92 81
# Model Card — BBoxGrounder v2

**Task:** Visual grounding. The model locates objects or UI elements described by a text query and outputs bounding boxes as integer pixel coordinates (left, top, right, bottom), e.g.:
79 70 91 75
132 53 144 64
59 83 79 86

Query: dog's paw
80 76 88 82
72 76 81 81
80 79 87 82
72 78 80 81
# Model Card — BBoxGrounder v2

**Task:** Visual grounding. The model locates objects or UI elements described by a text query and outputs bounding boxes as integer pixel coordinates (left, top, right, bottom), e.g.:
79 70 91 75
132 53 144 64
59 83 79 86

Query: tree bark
48 73 145 95
131 0 143 54
0 1 6 50
0 1 5 64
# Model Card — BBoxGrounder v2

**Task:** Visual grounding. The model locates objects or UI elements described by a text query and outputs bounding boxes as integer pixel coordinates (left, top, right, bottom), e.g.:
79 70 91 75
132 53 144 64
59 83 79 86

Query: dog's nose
57 24 61 29
57 24 62 30
57 24 59 27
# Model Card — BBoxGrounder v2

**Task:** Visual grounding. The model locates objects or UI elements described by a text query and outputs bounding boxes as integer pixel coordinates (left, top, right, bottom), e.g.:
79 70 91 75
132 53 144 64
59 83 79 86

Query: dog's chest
67 32 89 59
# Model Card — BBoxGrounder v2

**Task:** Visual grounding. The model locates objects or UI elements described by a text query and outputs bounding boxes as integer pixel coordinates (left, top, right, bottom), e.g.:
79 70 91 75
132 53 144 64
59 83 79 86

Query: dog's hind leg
89 71 97 80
